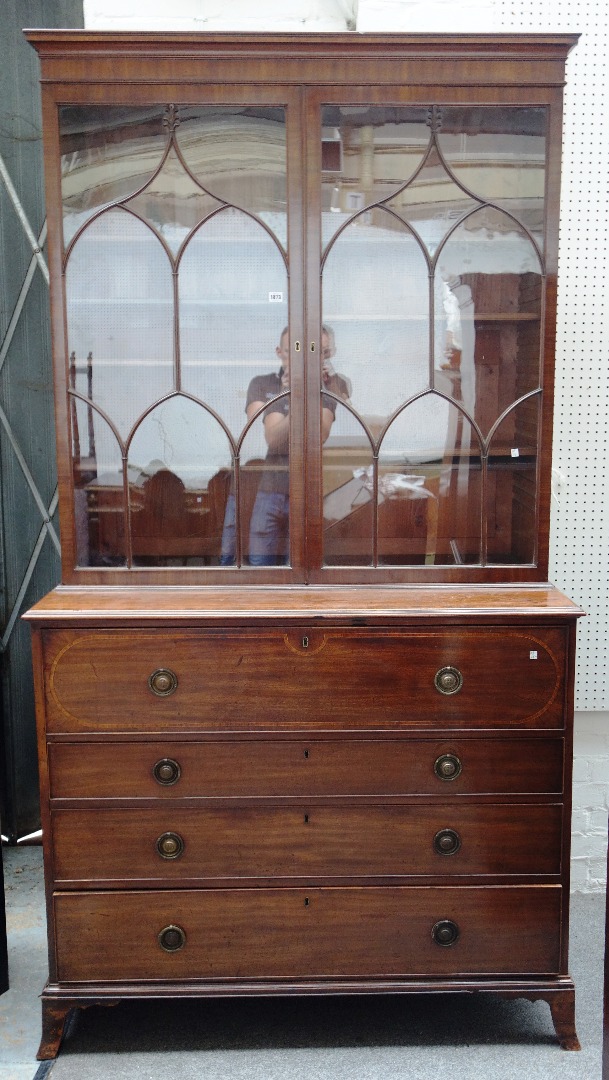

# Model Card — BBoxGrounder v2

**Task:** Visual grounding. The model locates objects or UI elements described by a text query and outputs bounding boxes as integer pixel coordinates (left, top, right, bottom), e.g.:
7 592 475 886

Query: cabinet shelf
474 313 540 322
323 312 540 323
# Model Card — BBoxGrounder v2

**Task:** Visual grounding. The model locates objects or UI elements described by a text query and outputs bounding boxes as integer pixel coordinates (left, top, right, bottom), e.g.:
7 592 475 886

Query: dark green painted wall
0 1 84 841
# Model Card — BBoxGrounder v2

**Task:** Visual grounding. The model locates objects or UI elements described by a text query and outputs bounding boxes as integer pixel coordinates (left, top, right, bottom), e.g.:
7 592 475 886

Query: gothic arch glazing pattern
320 104 546 566
61 103 289 567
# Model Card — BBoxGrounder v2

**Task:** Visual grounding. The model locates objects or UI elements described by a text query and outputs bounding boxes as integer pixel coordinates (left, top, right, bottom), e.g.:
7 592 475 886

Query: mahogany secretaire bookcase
23 31 583 1058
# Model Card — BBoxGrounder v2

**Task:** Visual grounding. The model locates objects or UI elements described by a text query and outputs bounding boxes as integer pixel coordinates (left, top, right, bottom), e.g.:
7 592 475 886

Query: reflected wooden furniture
131 469 208 563
85 471 213 565
323 475 437 564
85 462 275 566
24 31 581 1061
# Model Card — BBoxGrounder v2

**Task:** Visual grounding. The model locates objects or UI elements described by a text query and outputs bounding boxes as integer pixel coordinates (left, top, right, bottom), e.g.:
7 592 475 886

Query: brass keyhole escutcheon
432 920 459 947
434 666 463 696
433 828 461 856
283 631 327 656
158 925 186 952
156 832 184 860
148 668 178 697
433 753 462 782
153 758 181 786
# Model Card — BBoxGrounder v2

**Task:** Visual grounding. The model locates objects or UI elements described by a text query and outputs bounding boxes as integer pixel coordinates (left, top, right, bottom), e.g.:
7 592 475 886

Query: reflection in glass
378 395 482 566
65 209 175 440
433 273 476 414
322 214 430 422
125 146 223 255
321 106 432 245
179 210 288 427
62 103 289 572
320 102 546 569
320 324 353 404
177 107 287 245
221 402 291 568
60 106 167 246
322 393 484 567
72 409 125 568
386 145 480 256
127 395 233 567
323 404 374 566
437 107 547 244
436 206 542 434
486 394 540 565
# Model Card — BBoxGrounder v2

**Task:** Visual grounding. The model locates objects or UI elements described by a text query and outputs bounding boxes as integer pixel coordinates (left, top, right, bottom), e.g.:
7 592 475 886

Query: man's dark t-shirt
246 369 337 495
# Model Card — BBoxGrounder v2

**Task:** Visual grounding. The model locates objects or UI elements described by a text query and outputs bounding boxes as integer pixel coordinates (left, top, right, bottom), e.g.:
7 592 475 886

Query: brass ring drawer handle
153 758 181 786
433 828 461 856
158 925 186 952
156 832 184 860
148 668 178 697
434 666 463 695
434 753 462 781
432 919 459 947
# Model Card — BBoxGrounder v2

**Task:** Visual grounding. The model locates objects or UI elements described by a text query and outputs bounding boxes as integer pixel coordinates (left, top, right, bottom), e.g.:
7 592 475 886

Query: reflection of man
321 325 352 403
220 325 347 566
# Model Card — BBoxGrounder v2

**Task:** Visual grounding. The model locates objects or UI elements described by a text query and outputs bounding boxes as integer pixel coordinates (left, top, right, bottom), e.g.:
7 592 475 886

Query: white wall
83 0 358 31
357 0 497 30
83 0 498 31
82 0 608 891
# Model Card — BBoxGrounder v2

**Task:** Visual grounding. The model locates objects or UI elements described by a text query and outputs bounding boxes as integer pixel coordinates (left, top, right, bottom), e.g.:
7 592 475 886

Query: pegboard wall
499 0 608 711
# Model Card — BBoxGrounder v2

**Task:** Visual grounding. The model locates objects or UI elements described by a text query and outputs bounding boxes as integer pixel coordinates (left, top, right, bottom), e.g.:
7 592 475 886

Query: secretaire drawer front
54 886 562 982
44 627 567 732
51 804 563 883
47 737 564 799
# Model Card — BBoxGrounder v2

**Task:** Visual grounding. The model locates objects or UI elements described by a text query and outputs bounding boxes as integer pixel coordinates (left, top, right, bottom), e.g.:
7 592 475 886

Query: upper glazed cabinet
28 32 577 585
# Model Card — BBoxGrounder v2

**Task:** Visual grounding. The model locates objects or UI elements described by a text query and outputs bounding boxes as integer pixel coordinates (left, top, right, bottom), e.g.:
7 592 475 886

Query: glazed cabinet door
55 89 308 581
305 90 552 582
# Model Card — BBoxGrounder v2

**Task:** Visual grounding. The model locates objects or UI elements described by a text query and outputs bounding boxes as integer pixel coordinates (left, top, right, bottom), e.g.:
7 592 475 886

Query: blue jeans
220 491 289 566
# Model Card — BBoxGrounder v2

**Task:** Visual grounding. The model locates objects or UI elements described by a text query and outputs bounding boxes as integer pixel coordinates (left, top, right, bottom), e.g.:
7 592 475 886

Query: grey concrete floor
1 844 605 1080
